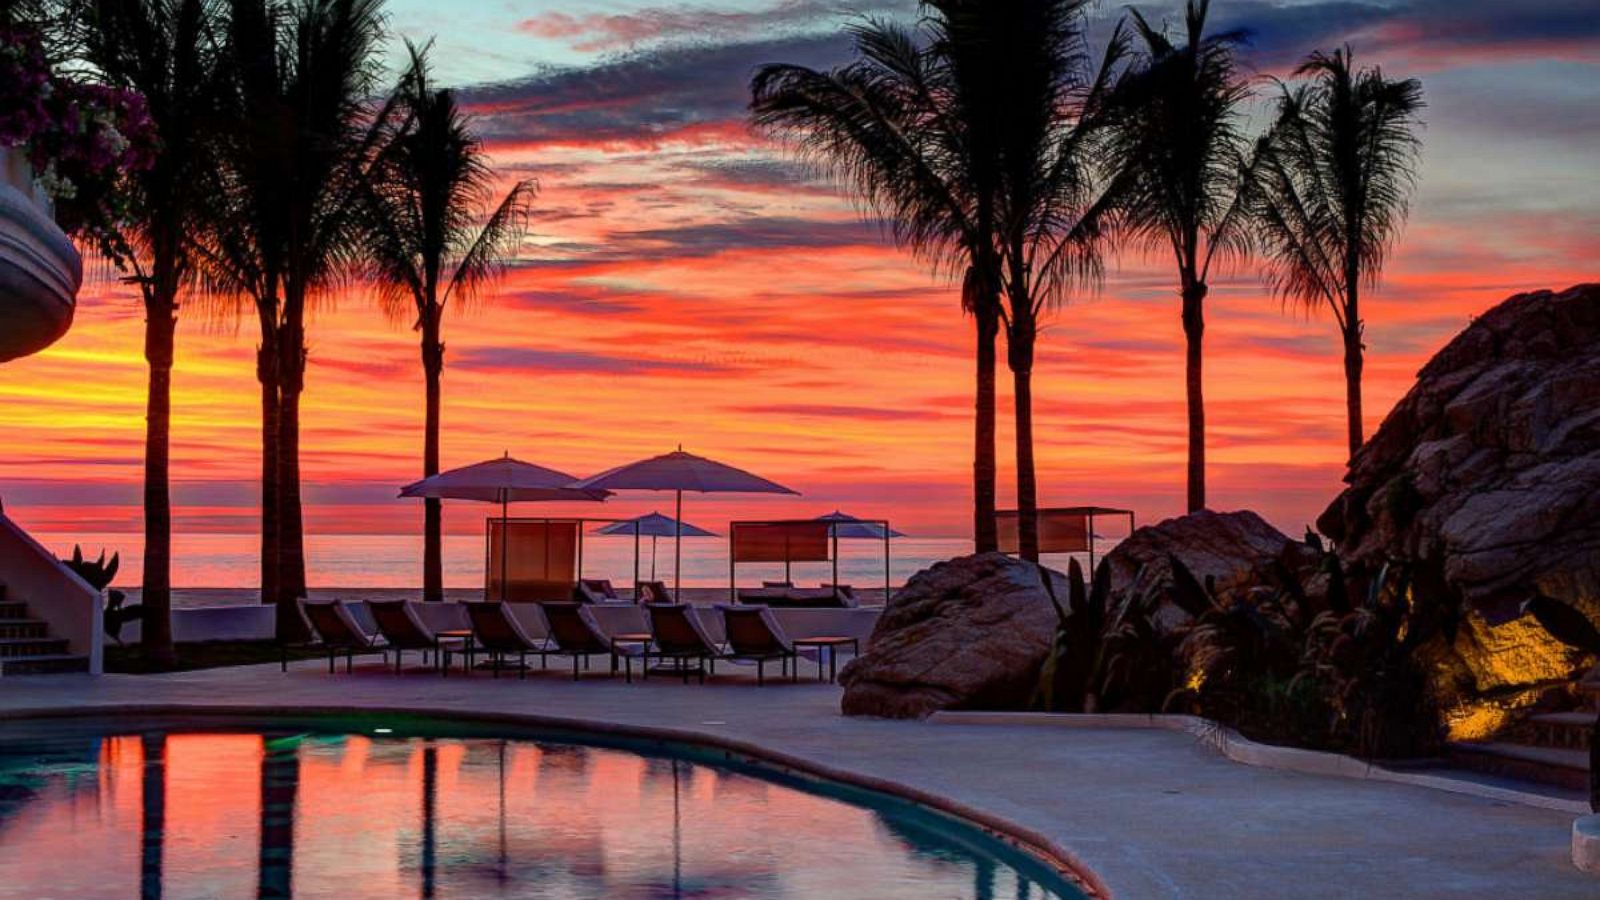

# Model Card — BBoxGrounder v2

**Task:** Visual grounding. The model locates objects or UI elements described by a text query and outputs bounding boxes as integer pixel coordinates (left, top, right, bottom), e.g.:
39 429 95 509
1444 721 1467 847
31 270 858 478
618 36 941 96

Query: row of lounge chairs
289 598 839 686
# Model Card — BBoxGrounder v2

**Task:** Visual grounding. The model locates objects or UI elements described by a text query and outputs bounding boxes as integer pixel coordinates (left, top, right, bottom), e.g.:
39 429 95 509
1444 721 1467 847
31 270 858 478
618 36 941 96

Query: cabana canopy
995 506 1135 569
730 516 893 603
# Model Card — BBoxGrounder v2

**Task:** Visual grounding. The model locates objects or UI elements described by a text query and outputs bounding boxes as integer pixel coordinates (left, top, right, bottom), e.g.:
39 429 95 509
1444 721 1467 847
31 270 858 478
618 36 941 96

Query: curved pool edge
0 702 1113 900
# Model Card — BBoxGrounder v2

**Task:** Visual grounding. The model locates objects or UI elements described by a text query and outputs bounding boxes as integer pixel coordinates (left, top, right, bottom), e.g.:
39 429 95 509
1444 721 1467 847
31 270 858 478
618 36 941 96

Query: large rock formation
1102 509 1317 633
1320 283 1600 629
839 553 1064 719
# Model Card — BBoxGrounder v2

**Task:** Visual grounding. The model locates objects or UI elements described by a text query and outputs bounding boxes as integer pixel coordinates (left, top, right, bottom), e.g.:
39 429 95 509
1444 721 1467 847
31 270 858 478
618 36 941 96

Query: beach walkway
0 663 1591 898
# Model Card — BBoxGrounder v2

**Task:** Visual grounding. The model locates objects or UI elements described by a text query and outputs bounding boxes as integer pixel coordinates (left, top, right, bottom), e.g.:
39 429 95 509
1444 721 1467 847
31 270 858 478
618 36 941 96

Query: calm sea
36 531 980 602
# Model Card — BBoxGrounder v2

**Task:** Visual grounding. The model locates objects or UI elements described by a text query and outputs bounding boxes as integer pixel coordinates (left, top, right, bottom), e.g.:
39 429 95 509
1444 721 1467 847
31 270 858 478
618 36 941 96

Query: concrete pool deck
0 662 1593 899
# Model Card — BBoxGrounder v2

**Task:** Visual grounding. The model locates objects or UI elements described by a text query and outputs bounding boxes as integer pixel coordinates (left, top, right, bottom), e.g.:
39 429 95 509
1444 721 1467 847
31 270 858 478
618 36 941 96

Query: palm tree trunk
421 312 444 602
274 307 309 642
140 732 167 900
1343 319 1363 459
1009 311 1039 563
141 284 178 668
973 300 1000 554
257 335 280 612
258 734 300 899
1182 278 1207 513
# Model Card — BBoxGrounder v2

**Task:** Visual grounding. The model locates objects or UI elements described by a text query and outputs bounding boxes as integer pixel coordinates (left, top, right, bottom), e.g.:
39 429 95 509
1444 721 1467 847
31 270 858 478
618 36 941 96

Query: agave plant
1033 556 1172 713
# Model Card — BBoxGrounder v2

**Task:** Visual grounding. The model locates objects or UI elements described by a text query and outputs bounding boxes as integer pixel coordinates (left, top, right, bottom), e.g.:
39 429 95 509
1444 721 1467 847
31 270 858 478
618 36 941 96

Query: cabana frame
995 506 1135 571
727 518 893 603
485 516 647 602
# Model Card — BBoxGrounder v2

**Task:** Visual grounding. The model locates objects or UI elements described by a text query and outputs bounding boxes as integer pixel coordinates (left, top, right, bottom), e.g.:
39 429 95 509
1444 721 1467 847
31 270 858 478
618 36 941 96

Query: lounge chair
465 601 549 679
716 604 798 686
286 599 387 673
541 601 635 680
638 580 673 603
577 578 620 604
366 599 463 675
644 603 723 684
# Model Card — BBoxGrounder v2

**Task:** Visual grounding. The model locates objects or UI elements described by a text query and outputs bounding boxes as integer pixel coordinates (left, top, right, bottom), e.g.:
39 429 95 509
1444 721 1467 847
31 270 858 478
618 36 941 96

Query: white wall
0 508 103 674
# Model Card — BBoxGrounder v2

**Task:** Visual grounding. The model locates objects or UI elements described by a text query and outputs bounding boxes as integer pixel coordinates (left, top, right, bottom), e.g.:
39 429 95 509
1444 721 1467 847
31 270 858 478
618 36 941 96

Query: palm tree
198 0 393 638
364 45 536 602
72 0 227 667
1106 0 1254 513
751 12 1004 554
1251 47 1423 458
940 0 1125 561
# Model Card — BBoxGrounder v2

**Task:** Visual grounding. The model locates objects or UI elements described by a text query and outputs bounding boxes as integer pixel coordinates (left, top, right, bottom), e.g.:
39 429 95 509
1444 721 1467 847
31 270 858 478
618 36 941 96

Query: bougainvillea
0 25 158 238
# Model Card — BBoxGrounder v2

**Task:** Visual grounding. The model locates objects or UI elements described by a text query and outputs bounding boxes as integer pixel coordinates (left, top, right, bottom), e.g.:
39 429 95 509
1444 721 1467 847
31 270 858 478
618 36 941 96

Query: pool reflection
0 726 1078 899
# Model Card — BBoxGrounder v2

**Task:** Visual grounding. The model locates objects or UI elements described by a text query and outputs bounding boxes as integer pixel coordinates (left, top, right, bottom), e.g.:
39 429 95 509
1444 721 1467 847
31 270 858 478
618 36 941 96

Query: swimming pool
0 714 1087 898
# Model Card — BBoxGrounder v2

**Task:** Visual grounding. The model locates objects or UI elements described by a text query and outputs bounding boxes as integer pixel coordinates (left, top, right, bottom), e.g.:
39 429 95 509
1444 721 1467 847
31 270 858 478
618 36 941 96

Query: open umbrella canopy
817 511 904 539
570 450 797 495
594 512 716 538
399 455 609 503
570 450 796 599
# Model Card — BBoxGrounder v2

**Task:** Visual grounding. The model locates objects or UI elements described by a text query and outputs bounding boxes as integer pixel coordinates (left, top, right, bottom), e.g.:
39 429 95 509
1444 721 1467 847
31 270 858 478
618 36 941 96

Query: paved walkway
1 662 1592 898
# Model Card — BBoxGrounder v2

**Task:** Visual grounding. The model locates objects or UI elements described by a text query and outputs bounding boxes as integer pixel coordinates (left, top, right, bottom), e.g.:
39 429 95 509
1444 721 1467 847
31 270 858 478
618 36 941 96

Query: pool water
0 716 1084 899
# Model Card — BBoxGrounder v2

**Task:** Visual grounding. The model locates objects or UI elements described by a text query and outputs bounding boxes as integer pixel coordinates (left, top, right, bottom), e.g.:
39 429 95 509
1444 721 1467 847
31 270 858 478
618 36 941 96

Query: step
1515 712 1595 751
0 637 69 659
1448 741 1590 792
0 654 90 675
0 601 26 619
1530 712 1598 727
0 619 49 640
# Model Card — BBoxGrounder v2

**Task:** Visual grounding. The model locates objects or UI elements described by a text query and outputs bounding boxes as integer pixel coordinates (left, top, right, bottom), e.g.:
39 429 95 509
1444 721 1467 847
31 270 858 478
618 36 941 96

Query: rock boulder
839 553 1064 719
1101 509 1317 634
1319 283 1600 627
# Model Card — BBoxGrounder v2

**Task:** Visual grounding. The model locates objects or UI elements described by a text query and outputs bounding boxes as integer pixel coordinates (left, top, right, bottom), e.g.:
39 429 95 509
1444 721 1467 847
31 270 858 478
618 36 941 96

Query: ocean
37 531 1117 607
36 531 969 604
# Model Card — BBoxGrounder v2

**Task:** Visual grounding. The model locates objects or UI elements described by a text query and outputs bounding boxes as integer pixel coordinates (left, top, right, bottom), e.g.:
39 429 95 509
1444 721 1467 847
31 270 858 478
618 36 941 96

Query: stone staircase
0 585 90 675
1448 704 1596 794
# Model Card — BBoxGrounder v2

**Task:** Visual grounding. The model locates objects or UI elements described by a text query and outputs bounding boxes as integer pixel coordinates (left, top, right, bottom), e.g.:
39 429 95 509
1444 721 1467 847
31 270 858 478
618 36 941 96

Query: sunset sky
1 0 1595 542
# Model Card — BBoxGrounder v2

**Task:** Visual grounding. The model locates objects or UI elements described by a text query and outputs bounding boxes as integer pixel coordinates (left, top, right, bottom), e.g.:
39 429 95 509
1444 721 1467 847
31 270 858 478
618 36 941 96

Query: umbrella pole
674 489 683 602
651 536 657 582
634 523 641 597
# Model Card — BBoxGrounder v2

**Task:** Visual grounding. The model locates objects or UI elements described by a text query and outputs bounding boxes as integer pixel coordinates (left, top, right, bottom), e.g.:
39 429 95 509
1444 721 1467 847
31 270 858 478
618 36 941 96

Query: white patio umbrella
399 454 608 600
815 510 905 539
594 512 716 582
816 511 903 599
570 450 797 600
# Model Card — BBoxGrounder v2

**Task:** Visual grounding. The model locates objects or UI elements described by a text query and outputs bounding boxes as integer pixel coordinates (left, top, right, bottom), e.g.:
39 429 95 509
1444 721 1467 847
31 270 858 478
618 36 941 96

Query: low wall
0 509 102 674
120 600 881 647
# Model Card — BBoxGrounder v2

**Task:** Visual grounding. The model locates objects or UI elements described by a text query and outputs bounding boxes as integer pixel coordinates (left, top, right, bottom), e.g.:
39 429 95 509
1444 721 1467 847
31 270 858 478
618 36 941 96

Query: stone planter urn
0 146 82 363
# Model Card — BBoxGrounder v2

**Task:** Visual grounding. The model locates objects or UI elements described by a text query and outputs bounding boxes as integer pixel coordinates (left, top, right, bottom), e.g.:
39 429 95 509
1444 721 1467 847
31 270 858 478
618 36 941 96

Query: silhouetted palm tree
750 13 1005 555
72 0 228 667
198 0 393 638
364 45 536 602
1251 47 1423 458
942 0 1125 561
1106 0 1255 513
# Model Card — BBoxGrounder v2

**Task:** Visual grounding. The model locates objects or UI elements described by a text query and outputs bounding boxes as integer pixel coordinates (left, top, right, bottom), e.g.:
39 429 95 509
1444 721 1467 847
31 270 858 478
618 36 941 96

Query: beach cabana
995 506 1135 570
593 512 715 583
570 449 798 601
731 513 896 602
398 454 608 601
